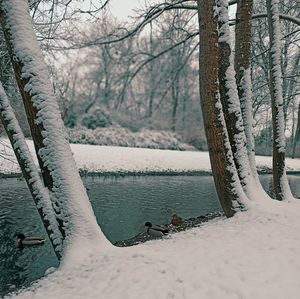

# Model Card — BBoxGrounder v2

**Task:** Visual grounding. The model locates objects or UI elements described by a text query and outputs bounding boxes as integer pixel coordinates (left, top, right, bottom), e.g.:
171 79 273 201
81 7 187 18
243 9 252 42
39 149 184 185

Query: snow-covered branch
253 13 300 26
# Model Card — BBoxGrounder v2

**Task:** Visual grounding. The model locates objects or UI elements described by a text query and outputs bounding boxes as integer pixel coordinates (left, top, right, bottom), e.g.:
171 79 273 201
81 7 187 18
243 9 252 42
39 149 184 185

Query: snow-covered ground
2 139 300 299
6 200 300 299
1 139 300 175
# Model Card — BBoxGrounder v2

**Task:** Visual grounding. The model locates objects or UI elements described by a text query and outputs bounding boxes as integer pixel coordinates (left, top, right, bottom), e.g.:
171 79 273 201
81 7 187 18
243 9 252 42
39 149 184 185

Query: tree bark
292 103 300 159
0 4 53 191
234 0 259 181
266 0 293 200
197 0 247 217
0 81 63 260
0 0 109 256
216 0 269 201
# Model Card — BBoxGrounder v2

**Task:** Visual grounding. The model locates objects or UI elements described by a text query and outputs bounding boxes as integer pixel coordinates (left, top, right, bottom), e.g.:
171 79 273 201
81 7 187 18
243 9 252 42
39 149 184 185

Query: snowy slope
6 199 300 299
1 139 300 175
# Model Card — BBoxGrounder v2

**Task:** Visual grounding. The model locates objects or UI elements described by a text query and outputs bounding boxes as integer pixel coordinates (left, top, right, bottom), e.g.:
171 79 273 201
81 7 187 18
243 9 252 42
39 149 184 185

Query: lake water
0 174 300 296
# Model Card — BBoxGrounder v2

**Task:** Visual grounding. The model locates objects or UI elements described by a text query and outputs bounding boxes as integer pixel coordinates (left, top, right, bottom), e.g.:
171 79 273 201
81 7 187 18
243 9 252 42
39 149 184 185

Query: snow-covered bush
81 108 112 129
67 127 196 151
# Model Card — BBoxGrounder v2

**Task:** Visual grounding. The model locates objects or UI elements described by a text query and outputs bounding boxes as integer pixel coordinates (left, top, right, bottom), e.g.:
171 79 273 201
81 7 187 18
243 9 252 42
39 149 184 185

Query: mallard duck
145 222 169 237
17 233 45 247
171 214 183 226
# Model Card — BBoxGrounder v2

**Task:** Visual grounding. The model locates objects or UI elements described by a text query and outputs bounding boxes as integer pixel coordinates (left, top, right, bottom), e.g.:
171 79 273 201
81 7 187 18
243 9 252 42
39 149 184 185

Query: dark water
0 174 299 296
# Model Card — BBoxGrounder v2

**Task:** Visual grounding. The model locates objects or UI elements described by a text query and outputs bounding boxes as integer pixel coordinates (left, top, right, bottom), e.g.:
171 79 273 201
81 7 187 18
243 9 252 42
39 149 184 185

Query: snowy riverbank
1 139 300 176
6 199 300 299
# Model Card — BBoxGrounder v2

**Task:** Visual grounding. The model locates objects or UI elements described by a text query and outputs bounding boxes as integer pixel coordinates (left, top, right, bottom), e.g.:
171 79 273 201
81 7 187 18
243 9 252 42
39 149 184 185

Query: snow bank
6 199 300 299
0 139 299 175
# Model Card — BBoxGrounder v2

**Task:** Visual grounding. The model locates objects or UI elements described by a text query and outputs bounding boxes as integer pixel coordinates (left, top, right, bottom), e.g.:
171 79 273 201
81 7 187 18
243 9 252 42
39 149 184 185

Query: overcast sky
109 0 157 21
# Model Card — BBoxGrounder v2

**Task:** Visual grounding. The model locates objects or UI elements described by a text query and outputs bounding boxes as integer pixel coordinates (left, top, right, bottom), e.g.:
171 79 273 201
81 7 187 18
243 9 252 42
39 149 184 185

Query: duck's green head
145 222 152 228
17 233 25 240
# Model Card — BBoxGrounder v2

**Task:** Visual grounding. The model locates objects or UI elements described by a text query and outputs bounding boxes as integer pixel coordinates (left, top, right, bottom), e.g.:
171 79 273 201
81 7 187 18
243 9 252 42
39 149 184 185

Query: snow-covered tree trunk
216 0 269 201
0 2 52 189
0 0 110 257
234 0 259 182
0 81 63 259
266 0 293 201
197 0 248 217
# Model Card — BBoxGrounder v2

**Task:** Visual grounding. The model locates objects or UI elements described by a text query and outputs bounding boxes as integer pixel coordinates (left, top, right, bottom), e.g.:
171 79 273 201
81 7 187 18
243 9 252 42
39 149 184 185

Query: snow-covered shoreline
1 139 300 176
6 200 300 299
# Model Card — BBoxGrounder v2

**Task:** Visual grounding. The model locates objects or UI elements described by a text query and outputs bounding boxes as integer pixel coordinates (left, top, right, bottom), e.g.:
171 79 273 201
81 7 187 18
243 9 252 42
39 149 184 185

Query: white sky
109 0 152 21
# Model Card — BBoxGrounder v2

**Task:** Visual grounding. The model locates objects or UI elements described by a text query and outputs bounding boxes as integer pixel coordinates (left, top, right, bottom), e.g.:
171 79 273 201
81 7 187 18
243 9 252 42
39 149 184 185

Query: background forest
0 0 299 156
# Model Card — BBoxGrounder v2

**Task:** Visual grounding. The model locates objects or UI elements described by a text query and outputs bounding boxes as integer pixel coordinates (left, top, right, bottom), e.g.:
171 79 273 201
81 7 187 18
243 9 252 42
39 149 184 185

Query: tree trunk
234 0 259 181
197 0 248 217
266 0 293 200
0 4 53 191
148 21 155 118
0 82 63 259
0 0 109 256
171 77 179 132
216 0 268 201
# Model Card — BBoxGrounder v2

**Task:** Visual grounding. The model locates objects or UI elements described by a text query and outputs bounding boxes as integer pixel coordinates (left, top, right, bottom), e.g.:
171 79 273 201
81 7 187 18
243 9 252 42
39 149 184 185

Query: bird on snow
145 222 169 237
17 233 45 248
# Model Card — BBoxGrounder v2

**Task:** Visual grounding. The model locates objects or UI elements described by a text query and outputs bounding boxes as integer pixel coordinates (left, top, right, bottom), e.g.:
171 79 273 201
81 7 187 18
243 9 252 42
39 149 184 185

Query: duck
171 214 183 226
17 233 45 247
145 222 169 237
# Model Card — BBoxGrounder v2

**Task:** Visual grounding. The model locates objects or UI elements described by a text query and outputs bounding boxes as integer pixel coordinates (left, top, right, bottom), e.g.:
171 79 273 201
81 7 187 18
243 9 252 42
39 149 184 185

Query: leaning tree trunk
0 0 109 257
234 0 259 182
0 82 63 259
196 0 248 217
216 0 269 201
0 2 53 190
266 0 293 200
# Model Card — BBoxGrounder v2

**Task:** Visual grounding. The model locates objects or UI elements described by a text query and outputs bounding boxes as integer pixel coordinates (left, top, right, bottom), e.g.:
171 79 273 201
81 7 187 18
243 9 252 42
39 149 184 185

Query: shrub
81 108 112 129
67 127 196 151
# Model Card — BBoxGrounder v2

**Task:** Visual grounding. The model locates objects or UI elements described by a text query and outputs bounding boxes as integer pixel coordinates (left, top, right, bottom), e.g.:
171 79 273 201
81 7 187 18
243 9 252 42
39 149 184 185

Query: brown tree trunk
215 0 269 202
217 1 248 181
292 103 300 159
0 5 53 191
266 0 293 200
234 0 258 180
171 77 179 132
0 0 108 256
0 82 62 260
197 0 247 217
